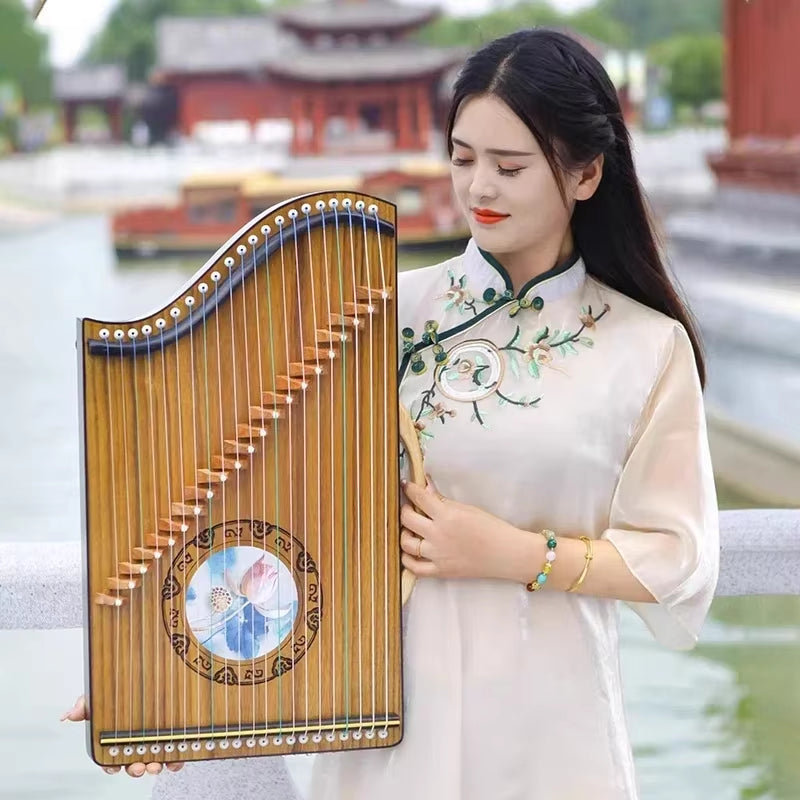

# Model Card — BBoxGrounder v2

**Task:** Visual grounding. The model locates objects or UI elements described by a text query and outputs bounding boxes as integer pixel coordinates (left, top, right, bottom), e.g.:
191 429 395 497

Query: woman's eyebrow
450 136 534 157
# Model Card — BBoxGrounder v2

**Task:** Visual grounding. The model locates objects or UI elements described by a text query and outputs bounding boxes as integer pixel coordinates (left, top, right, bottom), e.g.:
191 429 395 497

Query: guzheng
77 191 422 767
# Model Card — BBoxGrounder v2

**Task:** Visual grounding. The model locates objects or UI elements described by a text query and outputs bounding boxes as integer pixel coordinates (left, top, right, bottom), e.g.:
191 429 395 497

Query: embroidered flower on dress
439 271 478 316
404 302 610 435
407 392 455 453
523 341 552 365
503 303 610 380
430 403 457 421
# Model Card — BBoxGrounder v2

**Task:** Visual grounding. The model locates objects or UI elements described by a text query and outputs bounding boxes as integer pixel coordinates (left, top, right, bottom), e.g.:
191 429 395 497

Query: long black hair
445 29 706 387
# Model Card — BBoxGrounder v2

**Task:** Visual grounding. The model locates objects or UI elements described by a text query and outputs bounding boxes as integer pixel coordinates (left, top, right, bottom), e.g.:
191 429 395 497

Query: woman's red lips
472 208 510 224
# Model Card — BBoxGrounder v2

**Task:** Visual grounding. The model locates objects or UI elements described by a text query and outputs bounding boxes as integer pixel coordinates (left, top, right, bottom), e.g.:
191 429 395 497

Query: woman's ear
575 154 604 201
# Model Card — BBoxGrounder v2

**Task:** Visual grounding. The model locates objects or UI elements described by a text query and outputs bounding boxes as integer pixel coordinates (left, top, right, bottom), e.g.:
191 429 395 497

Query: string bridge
99 714 401 745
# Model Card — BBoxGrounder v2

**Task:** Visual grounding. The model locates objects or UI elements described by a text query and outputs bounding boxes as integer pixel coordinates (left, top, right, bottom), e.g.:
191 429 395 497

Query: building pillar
311 89 326 153
345 94 359 133
707 0 800 193
416 84 431 152
62 102 77 143
108 100 124 142
290 93 306 155
396 87 413 150
383 97 396 146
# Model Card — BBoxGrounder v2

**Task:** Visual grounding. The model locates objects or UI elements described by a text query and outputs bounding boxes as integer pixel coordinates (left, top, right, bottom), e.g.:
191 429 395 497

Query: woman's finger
400 503 433 537
425 474 447 502
166 762 185 772
60 695 89 722
145 763 163 775
401 552 438 578
399 529 422 557
126 763 146 778
401 479 442 518
103 766 121 775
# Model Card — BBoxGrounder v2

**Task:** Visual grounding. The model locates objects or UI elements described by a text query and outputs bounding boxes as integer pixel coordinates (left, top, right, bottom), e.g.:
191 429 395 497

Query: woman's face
449 94 578 260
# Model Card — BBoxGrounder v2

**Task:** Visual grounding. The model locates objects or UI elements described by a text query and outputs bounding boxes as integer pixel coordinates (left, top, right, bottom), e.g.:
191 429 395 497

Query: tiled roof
53 65 127 100
155 16 296 74
267 46 466 82
276 1 438 32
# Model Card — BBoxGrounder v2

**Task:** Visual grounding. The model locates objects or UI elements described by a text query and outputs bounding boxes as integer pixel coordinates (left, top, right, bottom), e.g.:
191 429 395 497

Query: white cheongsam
309 239 720 800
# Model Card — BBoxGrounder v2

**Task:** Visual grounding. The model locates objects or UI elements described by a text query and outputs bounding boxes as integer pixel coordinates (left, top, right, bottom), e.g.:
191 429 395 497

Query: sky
31 0 595 68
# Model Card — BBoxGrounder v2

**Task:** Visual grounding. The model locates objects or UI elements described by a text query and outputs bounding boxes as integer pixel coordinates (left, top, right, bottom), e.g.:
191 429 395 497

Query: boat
112 161 469 259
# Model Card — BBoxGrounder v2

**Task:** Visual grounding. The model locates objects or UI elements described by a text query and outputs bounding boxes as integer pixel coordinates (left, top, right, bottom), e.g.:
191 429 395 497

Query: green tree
420 1 564 48
0 0 51 108
566 7 628 49
85 0 268 81
419 0 630 50
649 33 724 113
595 0 721 48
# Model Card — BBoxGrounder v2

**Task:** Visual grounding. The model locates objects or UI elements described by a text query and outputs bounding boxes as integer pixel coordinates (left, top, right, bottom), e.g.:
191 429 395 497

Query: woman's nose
469 164 499 202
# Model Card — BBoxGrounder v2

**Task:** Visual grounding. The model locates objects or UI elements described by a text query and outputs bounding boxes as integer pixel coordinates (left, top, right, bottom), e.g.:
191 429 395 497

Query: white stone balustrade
2 508 798 799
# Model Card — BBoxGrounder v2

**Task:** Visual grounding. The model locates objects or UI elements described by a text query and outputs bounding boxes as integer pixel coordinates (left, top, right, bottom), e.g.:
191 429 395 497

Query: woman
64 28 719 798
309 27 719 800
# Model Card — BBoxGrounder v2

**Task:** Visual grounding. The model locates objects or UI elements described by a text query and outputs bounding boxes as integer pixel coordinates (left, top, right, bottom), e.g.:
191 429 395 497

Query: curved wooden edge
398 404 426 605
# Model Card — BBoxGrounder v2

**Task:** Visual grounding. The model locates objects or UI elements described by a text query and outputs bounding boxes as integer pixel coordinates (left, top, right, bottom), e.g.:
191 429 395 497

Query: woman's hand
61 695 184 777
399 478 525 582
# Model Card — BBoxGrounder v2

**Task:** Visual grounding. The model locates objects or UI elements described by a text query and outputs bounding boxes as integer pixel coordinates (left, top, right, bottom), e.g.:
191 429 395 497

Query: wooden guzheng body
77 191 413 767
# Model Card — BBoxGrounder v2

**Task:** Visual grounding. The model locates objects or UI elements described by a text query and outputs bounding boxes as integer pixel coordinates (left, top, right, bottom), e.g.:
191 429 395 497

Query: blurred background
1 0 798 798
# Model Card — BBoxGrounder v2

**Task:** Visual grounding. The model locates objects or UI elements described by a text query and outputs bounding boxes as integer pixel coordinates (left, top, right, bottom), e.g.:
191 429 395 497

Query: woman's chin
469 224 512 249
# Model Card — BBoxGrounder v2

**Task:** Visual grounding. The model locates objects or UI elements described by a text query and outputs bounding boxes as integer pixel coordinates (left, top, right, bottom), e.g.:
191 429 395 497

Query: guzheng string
319 206 337 743
248 232 266 746
102 334 121 745
226 240 239 742
239 244 255 746
158 317 176 751
278 219 292 740
359 206 376 734
239 246 254 744
117 328 134 747
197 282 207 754
264 221 280 740
260 224 275 744
170 304 188 754
345 207 364 735
374 204 391 734
332 204 349 740
190 287 205 753
156 323 169 747
300 211 312 741
143 327 158 740
129 327 145 750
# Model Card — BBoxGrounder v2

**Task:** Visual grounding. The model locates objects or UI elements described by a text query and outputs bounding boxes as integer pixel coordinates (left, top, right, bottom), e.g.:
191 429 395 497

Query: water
1 214 799 799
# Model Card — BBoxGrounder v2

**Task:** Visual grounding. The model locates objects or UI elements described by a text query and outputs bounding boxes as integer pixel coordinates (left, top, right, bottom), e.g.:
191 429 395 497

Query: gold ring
416 537 423 559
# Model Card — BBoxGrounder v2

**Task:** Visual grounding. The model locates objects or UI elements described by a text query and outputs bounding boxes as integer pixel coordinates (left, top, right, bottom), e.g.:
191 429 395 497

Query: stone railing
3 508 799 799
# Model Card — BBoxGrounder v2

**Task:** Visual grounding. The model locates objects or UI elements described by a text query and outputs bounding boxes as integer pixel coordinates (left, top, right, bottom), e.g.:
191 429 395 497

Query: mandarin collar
462 238 587 307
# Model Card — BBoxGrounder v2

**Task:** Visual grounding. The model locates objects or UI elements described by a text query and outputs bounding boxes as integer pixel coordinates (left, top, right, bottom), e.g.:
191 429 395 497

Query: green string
201 296 214 738
130 339 146 736
333 206 349 732
267 230 282 732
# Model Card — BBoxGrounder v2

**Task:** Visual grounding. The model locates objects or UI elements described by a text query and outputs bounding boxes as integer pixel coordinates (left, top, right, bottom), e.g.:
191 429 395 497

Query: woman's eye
450 158 523 176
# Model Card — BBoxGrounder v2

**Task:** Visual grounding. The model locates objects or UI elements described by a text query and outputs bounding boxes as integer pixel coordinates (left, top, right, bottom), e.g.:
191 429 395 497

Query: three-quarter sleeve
601 323 720 650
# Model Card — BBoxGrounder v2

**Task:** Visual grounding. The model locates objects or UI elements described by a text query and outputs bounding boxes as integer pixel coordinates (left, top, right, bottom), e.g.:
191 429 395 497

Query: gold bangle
566 536 593 593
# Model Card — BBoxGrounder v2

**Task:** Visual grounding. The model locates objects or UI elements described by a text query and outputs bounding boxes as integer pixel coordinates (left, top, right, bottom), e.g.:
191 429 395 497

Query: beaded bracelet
525 529 557 592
